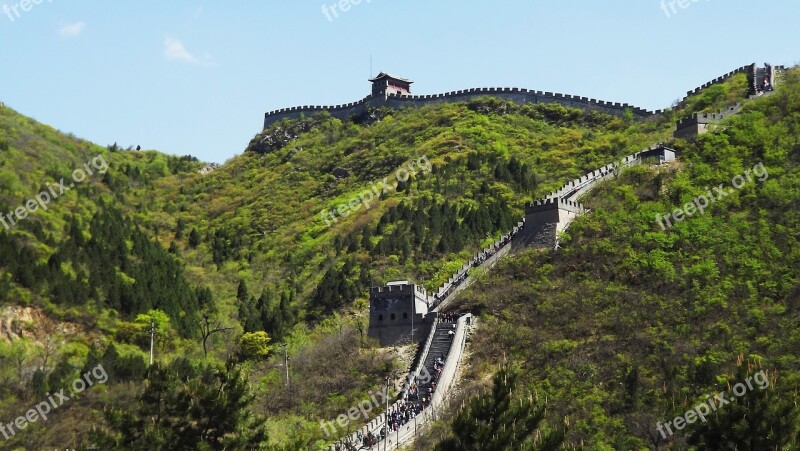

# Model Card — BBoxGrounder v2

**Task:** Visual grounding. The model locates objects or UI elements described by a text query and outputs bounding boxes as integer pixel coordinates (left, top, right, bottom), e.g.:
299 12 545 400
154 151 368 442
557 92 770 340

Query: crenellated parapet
262 86 656 129
513 144 675 250
263 96 373 128
368 281 432 346
263 63 788 130
672 65 753 109
674 103 743 139
383 87 654 118
526 197 586 215
535 144 675 203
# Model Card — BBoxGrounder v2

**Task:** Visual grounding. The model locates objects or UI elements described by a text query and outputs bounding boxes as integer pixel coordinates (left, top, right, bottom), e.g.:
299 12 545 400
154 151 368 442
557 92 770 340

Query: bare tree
198 312 233 358
40 335 55 372
38 322 60 372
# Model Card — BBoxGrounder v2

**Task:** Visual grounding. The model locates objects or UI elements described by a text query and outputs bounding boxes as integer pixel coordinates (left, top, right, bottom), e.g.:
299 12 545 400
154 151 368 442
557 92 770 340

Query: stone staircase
414 319 456 405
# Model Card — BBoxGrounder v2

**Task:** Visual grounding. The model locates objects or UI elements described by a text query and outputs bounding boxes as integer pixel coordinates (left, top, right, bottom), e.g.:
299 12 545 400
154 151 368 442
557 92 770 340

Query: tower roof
369 72 413 84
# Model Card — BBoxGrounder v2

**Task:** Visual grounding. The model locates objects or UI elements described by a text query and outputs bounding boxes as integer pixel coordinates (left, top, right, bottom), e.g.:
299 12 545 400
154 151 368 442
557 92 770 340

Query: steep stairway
414 318 456 407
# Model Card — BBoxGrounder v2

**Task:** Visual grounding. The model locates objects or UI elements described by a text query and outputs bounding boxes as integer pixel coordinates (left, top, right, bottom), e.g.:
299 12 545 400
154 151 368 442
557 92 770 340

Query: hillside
423 69 800 449
0 66 795 449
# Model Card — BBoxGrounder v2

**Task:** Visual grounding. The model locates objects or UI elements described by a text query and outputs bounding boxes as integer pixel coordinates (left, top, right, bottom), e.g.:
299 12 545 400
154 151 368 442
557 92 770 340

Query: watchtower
367 280 432 346
369 72 413 99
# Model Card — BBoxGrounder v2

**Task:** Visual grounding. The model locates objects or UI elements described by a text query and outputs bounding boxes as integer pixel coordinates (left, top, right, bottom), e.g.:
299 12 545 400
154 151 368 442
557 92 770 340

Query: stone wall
263 97 372 128
264 63 787 128
368 283 432 346
674 103 743 139
669 64 753 112
263 87 659 129
334 314 472 450
514 145 676 250
429 222 522 311
383 88 653 118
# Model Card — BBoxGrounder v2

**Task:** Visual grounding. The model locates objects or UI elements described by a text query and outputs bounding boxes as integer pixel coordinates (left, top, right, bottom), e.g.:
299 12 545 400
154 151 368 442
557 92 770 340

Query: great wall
265 63 784 130
333 142 678 450
326 63 785 450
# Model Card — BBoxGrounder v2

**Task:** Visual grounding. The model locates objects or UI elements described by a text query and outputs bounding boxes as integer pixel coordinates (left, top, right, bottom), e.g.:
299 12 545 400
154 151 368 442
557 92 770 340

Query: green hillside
425 70 800 449
1 67 797 449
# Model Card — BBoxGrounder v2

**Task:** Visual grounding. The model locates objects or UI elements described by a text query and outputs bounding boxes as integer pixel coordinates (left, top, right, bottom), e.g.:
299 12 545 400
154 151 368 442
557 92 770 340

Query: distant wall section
263 63 788 128
383 88 654 118
263 97 372 128
263 88 656 129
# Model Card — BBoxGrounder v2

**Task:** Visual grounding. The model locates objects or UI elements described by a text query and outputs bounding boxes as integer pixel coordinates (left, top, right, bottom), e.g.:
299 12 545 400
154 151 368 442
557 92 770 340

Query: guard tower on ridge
369 72 413 99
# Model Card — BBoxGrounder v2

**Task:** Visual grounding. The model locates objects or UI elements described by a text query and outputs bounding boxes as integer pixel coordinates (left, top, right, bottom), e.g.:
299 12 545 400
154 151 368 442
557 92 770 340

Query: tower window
378 315 384 321
403 312 408 319
390 313 396 320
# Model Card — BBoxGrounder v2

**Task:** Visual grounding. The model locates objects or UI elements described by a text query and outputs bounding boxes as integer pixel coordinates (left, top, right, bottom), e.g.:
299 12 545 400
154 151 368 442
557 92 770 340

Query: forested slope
0 68 777 448
427 69 800 449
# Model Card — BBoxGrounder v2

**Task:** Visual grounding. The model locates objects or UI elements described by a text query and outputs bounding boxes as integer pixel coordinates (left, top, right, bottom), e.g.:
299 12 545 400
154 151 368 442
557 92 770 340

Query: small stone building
367 280 432 346
369 72 413 98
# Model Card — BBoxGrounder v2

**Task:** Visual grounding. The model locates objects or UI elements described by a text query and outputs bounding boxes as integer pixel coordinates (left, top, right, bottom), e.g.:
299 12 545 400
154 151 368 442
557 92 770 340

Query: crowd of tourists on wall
335 313 463 450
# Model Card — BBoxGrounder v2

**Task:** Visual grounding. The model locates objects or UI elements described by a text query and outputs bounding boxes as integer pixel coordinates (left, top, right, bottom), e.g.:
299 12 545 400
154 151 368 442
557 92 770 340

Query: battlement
653 63 782 117
370 282 428 297
676 103 742 127
368 280 432 346
262 63 788 134
676 65 752 107
535 144 675 201
525 197 586 215
674 103 744 139
635 144 676 163
382 87 654 118
263 96 374 128
261 69 680 129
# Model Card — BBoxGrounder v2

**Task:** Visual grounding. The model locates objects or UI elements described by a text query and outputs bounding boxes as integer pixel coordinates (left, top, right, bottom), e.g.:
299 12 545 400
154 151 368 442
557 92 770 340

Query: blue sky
1 0 797 163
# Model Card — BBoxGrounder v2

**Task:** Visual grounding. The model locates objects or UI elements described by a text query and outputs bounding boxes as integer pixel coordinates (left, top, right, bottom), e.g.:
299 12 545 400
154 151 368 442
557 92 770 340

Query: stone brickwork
674 103 743 139
514 145 676 250
263 88 653 129
368 281 432 346
264 63 788 129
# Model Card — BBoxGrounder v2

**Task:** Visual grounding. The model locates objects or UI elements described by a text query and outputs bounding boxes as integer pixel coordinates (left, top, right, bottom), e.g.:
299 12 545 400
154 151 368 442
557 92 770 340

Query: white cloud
59 22 86 37
164 36 215 67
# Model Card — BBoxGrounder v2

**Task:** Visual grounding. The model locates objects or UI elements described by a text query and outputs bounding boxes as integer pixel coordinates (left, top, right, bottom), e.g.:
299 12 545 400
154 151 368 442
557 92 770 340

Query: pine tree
274 290 295 339
436 365 566 451
687 363 800 449
174 218 186 240
187 228 200 248
94 358 268 450
237 279 261 333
